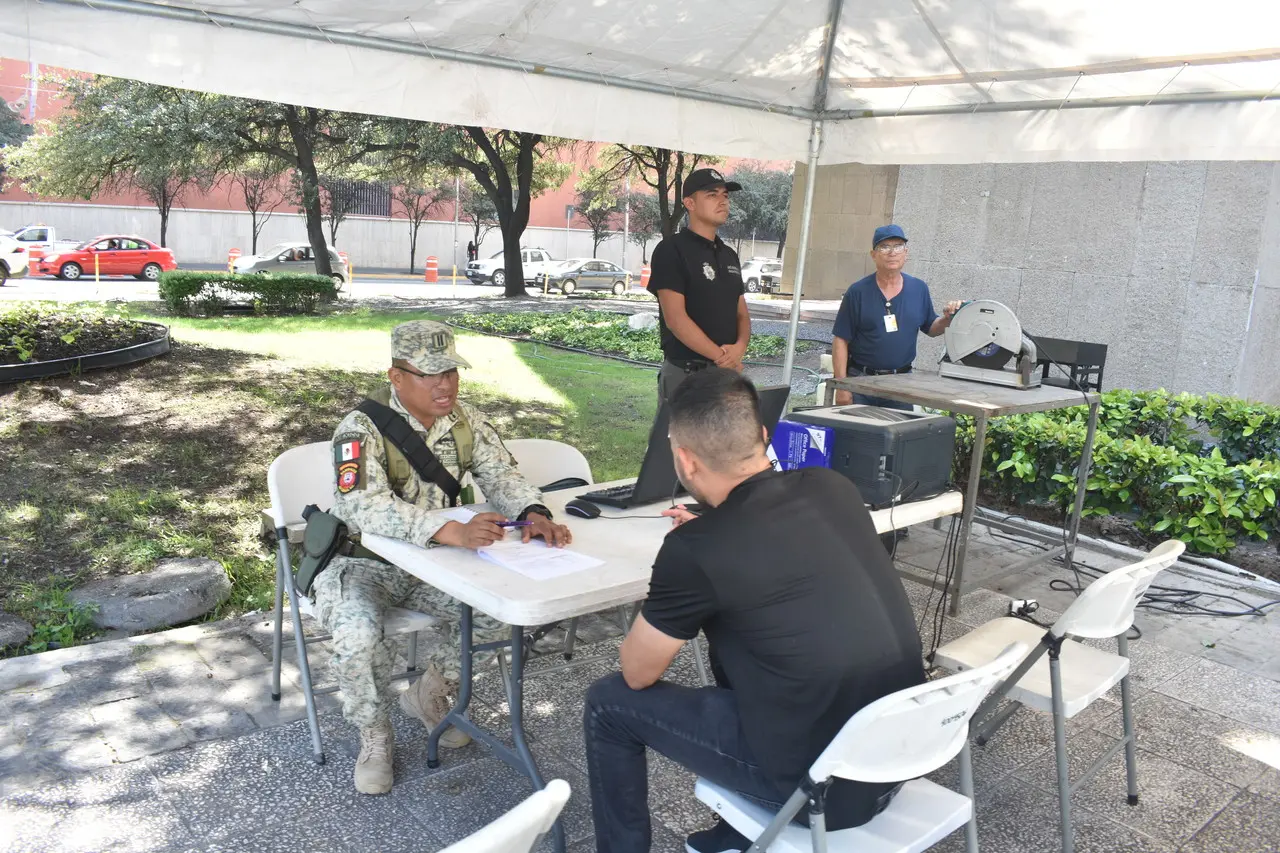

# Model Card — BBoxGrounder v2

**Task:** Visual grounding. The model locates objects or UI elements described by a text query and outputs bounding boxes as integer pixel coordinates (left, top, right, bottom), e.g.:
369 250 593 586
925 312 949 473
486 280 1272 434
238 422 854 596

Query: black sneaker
686 819 753 853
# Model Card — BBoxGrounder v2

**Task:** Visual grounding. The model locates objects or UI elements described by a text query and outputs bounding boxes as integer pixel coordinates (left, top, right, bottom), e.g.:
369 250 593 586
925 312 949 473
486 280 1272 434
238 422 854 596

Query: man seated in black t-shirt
582 368 927 853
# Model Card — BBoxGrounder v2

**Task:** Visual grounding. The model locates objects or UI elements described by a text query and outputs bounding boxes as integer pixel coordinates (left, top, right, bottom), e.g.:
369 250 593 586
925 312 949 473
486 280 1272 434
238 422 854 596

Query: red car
36 235 178 281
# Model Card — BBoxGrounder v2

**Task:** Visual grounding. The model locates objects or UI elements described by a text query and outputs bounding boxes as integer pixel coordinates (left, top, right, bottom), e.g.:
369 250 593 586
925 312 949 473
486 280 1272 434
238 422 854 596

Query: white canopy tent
5 0 1280 377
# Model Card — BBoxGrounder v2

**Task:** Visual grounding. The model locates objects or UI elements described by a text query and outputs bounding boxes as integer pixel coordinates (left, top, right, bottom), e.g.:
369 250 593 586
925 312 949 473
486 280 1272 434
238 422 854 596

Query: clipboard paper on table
478 541 603 581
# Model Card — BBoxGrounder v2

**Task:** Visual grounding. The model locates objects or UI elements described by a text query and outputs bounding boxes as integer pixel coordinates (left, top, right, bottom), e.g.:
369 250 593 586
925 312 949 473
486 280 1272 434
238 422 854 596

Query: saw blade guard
944 300 1025 364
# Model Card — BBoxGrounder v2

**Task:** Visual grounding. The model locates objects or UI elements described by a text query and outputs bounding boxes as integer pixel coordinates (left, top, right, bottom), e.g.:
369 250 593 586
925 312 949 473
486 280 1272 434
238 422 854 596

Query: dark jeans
584 673 790 853
845 366 913 411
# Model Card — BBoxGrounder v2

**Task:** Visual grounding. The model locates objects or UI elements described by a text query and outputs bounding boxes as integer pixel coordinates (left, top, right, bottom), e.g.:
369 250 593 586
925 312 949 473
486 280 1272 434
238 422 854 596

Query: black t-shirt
642 467 926 828
646 229 744 362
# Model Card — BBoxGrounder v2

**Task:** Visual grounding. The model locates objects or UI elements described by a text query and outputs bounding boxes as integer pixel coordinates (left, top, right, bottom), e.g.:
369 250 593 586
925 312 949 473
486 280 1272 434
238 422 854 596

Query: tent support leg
782 119 824 386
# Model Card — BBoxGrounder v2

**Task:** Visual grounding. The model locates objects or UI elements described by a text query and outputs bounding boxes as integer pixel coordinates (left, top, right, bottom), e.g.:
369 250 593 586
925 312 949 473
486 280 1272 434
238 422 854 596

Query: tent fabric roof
5 0 1280 163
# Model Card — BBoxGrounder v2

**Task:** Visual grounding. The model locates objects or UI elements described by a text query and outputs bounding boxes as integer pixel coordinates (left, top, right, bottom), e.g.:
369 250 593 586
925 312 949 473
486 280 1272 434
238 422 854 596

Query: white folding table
362 480 963 853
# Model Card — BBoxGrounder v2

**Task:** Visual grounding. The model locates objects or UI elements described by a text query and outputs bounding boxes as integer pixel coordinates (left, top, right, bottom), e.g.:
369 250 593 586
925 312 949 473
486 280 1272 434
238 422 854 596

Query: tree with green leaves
0 96 33 186
723 163 793 258
574 181 621 258
623 192 663 263
458 178 499 252
226 158 286 254
4 76 215 246
199 101 406 277
410 127 573 295
390 164 454 273
591 145 720 239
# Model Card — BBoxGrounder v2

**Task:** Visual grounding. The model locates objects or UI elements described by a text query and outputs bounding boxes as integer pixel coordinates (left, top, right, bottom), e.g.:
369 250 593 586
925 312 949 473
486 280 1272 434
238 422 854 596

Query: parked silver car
740 257 782 293
543 258 633 295
232 241 348 287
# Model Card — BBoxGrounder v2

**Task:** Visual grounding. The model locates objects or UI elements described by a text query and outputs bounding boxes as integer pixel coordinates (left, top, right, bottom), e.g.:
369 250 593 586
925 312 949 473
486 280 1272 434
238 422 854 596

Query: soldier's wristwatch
517 504 553 522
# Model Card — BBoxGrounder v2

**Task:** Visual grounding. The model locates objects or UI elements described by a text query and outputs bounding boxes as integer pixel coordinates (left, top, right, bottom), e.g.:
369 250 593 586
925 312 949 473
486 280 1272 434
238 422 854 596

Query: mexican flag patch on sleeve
333 434 366 493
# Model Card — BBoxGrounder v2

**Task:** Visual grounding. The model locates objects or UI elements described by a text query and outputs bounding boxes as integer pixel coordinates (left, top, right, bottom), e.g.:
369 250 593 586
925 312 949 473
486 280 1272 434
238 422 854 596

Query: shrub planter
0 320 170 383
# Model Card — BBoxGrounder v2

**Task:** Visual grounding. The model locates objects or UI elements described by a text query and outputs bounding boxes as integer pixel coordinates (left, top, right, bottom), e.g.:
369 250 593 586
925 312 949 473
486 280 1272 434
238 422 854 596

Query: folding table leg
1049 654 1074 853
949 412 988 616
562 616 580 660
507 622 567 853
406 631 419 673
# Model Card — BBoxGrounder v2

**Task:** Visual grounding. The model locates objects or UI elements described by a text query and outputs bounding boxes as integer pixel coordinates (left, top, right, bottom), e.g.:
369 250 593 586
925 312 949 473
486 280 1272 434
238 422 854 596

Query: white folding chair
696 643 1027 853
933 540 1185 853
267 442 440 765
437 779 571 853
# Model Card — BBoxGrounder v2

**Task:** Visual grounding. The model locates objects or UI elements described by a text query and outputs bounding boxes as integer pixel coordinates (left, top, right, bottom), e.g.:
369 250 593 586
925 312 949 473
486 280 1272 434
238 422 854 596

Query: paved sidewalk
2 523 1277 853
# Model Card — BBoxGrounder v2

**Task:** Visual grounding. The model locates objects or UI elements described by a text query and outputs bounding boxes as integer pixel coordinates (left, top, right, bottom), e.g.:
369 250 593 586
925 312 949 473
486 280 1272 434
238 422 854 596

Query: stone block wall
779 163 898 300
782 159 1280 402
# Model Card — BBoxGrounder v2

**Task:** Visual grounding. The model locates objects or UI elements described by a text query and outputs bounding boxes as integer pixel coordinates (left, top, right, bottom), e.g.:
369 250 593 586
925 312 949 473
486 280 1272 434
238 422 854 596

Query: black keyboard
581 484 635 508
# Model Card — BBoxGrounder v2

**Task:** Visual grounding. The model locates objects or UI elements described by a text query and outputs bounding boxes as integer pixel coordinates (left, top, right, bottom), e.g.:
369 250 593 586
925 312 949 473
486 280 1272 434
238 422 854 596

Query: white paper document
439 507 477 524
478 540 603 580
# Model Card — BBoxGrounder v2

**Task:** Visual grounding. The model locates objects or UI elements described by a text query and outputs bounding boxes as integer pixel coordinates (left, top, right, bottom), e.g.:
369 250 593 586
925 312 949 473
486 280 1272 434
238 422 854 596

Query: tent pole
781 119 823 384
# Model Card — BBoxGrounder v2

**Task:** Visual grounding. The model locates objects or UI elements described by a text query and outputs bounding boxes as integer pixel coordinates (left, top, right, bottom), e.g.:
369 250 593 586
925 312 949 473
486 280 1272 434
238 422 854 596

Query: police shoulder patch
333 432 366 494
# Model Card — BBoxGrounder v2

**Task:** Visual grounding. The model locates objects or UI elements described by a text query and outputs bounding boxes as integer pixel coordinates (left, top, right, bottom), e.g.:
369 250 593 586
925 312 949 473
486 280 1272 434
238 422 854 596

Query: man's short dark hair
668 368 765 472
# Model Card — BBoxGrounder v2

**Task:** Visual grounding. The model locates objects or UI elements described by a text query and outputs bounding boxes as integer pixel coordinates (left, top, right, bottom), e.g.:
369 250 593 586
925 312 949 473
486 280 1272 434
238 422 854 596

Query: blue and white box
769 420 834 471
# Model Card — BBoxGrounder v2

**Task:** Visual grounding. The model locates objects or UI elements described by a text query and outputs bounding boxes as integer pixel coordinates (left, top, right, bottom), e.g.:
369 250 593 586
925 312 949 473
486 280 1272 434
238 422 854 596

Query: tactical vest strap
358 397 465 507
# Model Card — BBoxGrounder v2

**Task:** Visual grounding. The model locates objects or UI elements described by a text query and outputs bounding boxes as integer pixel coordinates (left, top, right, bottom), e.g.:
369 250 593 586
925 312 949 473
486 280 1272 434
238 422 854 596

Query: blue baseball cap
872 224 908 247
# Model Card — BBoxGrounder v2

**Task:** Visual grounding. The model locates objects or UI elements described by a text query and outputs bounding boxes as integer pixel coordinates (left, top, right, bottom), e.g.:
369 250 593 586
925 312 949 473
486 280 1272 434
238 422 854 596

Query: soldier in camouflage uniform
313 320 573 795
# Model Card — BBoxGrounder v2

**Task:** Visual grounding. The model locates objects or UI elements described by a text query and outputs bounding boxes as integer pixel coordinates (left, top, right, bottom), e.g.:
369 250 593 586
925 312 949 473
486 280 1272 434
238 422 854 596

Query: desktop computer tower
786 405 956 506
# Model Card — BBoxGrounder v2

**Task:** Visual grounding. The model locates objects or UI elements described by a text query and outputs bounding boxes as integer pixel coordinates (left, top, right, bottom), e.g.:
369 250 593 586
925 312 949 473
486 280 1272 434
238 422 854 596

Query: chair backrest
437 779 571 853
267 441 335 529
505 439 594 490
1052 540 1184 639
810 642 1028 785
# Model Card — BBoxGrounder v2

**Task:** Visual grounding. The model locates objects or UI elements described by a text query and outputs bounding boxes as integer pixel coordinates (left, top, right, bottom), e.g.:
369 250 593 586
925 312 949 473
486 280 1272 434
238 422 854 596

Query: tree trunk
409 220 420 273
248 208 260 254
158 184 172 248
284 106 333 276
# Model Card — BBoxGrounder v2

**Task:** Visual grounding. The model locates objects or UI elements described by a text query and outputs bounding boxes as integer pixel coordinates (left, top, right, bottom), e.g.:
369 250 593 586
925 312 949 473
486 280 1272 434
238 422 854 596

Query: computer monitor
628 384 791 505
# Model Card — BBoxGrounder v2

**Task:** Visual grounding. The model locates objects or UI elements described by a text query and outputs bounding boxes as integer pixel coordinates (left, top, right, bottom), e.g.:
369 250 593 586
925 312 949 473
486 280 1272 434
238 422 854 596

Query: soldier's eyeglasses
395 366 458 384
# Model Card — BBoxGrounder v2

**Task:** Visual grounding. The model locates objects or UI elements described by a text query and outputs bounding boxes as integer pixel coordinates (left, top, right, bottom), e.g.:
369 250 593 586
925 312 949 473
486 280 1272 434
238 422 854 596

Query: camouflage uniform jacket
331 389 543 546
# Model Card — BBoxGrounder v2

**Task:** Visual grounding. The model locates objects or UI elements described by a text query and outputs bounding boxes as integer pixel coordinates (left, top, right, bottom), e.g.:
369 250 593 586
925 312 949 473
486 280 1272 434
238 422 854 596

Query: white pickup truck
465 247 558 288
7 225 81 259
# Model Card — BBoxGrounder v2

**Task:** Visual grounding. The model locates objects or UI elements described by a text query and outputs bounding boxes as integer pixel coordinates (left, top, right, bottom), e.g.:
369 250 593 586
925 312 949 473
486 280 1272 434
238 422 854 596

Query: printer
786 405 956 506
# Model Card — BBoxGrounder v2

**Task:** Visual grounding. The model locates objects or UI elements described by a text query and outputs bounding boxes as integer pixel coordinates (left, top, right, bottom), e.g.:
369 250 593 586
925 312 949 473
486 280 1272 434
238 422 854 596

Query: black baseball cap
683 168 742 197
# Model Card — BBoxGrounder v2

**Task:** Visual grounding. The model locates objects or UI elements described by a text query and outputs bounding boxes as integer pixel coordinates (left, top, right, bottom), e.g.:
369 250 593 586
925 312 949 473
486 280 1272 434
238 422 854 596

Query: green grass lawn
1 307 657 652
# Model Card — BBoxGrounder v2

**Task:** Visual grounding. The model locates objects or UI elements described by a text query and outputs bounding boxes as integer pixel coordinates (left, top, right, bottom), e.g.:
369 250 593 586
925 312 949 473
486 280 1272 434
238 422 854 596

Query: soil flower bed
2 304 162 365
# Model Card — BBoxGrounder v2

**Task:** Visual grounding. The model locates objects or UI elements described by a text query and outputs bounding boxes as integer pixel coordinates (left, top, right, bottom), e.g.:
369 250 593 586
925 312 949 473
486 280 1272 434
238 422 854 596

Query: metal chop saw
939 300 1041 389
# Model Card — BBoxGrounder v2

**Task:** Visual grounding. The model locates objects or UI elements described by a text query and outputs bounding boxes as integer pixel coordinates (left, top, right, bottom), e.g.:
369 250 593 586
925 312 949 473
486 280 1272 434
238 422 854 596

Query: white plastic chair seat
293 595 438 636
694 778 972 853
934 617 1129 718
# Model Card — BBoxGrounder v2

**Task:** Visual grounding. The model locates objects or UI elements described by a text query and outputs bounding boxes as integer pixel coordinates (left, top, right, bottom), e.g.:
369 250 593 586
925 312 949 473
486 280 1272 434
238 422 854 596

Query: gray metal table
825 373 1101 616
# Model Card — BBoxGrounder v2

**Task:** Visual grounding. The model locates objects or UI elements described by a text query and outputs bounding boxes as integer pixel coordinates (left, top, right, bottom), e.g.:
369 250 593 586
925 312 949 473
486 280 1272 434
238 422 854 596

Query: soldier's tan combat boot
400 664 472 748
353 719 394 795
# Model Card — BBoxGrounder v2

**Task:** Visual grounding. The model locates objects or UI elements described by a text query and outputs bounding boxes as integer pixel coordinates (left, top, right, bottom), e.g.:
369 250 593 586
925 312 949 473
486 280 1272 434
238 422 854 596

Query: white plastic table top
361 480 963 626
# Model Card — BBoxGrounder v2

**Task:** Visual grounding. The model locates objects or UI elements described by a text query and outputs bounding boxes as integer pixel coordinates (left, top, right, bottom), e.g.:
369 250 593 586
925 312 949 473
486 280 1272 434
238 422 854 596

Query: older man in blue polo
830 224 963 410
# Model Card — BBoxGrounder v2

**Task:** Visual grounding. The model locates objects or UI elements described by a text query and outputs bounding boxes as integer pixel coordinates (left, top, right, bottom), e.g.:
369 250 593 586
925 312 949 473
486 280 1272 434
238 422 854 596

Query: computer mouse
565 498 602 519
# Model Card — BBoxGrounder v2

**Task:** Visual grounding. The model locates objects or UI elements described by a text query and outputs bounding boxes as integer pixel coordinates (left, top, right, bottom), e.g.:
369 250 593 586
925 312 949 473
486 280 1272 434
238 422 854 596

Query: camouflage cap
391 320 472 374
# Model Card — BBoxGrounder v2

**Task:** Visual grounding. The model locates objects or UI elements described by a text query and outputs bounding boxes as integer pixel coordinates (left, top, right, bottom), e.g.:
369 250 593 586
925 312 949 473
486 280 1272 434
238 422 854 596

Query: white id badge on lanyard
883 313 899 333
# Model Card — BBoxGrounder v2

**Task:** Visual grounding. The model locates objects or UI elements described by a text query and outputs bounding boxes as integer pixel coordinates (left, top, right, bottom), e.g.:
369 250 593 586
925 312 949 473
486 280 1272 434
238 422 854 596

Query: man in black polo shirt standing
582 369 926 853
647 168 752 401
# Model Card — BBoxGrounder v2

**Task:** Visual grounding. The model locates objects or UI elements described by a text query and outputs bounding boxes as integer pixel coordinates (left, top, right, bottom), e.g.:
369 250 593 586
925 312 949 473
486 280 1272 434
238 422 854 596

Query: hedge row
158 271 338 315
453 309 806 363
957 389 1280 555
